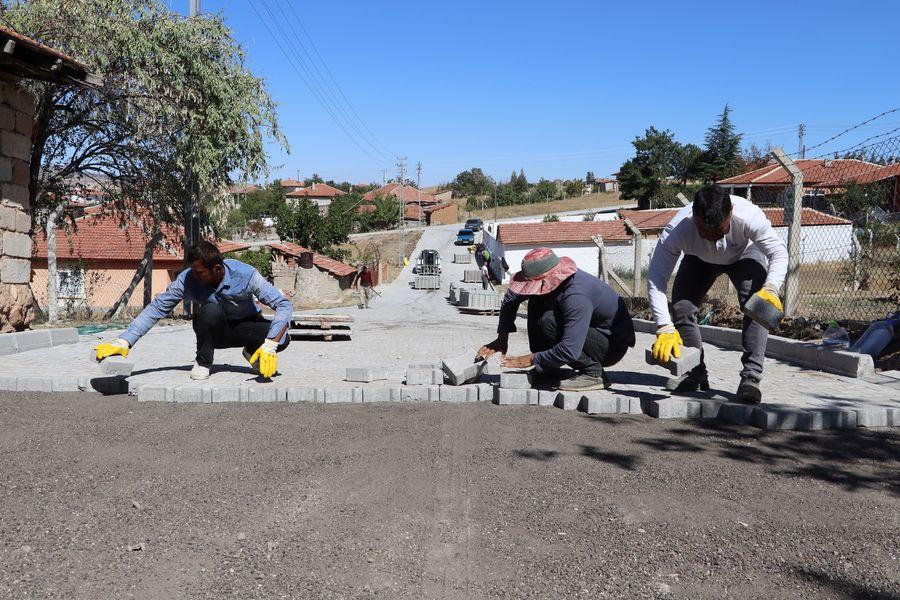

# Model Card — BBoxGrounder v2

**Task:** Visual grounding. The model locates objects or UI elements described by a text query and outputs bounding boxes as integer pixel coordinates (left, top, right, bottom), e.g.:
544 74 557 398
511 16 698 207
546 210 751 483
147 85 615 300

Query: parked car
455 228 475 245
464 217 483 232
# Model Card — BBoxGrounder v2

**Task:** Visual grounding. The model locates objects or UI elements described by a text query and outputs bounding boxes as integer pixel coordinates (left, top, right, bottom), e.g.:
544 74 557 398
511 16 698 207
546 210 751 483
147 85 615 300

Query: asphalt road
1 391 898 599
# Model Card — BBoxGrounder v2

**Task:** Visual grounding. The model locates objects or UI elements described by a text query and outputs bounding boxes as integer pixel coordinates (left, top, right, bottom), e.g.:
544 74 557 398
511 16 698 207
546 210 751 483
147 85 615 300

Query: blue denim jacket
121 259 292 347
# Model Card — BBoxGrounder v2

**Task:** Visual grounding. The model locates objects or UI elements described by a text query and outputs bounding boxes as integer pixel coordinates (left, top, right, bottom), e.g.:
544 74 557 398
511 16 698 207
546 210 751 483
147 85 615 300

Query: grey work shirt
497 269 636 372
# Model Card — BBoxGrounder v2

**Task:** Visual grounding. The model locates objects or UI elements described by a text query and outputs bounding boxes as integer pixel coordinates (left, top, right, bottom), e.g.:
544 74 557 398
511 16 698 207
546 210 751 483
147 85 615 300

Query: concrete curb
0 327 80 356
633 319 874 379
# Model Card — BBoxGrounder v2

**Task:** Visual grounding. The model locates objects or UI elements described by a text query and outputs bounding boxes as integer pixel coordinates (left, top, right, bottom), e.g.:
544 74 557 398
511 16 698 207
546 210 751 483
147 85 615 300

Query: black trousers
193 303 290 367
526 300 629 375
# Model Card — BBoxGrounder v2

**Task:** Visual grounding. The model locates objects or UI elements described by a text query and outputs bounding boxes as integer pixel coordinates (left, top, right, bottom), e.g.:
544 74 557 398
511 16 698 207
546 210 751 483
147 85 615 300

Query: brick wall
0 79 35 332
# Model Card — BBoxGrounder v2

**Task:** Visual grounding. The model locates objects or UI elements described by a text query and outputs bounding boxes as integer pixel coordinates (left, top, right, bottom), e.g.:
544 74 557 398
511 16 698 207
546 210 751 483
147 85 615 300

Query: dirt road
1 391 897 599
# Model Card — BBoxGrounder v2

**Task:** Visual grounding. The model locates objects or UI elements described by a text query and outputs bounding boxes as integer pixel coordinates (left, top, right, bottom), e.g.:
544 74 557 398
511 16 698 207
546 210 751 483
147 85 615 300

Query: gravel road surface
1 391 898 599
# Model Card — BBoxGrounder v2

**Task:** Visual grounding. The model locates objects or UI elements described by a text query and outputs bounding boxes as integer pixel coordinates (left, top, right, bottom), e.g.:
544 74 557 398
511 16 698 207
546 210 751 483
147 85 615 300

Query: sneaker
190 362 210 380
559 373 608 392
242 349 262 376
665 370 710 394
736 377 762 404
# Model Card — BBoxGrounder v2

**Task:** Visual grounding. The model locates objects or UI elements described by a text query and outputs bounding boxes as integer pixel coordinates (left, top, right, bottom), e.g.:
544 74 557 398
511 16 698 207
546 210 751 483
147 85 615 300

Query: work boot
191 362 210 380
736 376 762 404
243 349 262 376
559 371 610 392
665 369 709 394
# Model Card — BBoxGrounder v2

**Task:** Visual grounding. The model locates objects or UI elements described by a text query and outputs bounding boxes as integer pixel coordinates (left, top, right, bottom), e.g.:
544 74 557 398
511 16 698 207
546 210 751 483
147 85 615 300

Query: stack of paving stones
452 253 472 264
413 274 440 290
448 281 479 305
458 289 501 312
462 269 481 283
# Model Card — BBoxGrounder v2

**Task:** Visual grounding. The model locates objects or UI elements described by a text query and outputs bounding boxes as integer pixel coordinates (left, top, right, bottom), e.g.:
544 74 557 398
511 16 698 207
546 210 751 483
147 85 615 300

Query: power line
268 0 393 161
247 0 388 166
803 107 900 155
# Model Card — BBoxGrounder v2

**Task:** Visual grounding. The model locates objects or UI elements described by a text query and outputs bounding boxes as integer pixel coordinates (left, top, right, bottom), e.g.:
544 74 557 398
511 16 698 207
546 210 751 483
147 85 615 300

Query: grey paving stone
0 375 16 390
324 387 362 404
500 371 531 389
886 407 899 427
699 399 725 420
651 398 701 419
409 362 440 369
15 330 52 353
100 358 134 376
719 402 757 425
484 362 502 376
363 387 400 403
51 377 83 392
399 385 438 402
345 367 387 383
497 388 528 405
406 368 444 385
856 406 889 428
525 389 540 405
537 389 558 407
17 377 53 392
286 387 323 403
580 394 618 415
804 407 857 430
439 385 478 403
174 387 212 403
48 328 80 346
555 391 581 410
751 405 812 430
211 386 242 403
645 347 702 376
441 353 485 386
475 383 496 403
0 334 17 356
138 385 173 402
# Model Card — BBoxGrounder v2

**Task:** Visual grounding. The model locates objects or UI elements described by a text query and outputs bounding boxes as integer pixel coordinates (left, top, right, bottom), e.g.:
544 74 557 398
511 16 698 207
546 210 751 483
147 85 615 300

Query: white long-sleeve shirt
647 196 788 327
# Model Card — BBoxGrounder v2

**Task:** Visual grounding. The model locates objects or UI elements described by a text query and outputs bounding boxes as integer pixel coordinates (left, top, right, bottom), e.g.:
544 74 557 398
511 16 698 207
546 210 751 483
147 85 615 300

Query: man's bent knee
539 310 558 335
193 303 225 329
672 298 699 323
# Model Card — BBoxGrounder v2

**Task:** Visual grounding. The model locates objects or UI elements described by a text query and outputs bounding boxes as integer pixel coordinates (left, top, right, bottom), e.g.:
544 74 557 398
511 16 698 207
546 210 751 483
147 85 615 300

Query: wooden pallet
284 313 354 341
457 307 500 316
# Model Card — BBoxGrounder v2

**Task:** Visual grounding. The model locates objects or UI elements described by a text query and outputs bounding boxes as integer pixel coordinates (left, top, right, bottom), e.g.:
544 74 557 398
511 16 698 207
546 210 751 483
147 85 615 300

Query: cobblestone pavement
0 224 896 415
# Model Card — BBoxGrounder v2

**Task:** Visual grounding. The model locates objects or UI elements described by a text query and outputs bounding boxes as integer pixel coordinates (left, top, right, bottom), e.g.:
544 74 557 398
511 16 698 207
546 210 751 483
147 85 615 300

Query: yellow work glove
754 284 783 312
652 325 683 363
94 338 130 362
249 339 279 379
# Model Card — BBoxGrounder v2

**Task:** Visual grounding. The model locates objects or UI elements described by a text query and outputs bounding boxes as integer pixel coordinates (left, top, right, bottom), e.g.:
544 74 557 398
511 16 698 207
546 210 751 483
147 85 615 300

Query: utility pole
397 156 406 266
416 161 422 226
381 169 388 186
183 0 201 319
798 123 806 159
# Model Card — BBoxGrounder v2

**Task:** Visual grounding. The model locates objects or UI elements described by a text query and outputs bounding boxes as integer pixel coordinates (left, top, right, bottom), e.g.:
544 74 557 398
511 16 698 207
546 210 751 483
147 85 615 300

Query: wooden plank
289 330 352 338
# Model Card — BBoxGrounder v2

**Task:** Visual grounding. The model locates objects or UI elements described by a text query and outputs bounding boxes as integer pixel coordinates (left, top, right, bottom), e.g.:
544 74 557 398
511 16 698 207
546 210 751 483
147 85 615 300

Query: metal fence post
771 147 803 316
623 218 642 302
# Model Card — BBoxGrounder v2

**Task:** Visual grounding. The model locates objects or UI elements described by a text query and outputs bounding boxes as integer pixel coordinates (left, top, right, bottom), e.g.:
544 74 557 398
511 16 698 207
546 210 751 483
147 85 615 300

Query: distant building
279 179 305 194
267 242 357 307
285 182 347 215
359 183 450 224
593 177 619 193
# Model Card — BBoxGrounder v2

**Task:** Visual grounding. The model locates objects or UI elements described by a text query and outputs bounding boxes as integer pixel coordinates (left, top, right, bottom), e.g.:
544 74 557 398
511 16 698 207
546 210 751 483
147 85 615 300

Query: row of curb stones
0 327 79 356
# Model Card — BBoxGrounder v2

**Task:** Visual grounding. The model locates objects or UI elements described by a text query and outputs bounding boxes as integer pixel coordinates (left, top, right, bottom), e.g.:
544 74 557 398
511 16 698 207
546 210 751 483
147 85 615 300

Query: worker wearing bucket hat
477 247 635 391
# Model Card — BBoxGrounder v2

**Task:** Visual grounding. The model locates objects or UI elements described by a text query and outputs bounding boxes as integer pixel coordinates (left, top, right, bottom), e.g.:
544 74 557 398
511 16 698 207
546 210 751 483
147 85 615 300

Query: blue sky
188 0 899 186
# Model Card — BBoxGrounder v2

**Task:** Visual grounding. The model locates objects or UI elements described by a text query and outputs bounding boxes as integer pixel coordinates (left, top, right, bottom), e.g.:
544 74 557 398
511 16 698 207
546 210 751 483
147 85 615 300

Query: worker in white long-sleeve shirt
646 186 788 403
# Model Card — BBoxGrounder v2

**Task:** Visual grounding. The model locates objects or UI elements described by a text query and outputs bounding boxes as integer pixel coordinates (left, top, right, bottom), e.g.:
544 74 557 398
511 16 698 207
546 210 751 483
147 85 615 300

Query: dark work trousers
192 303 290 367
671 254 767 381
526 300 629 376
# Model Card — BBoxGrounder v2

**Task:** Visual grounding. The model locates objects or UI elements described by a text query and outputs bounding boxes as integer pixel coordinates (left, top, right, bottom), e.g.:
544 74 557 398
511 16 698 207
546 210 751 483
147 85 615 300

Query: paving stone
324 387 362 404
699 399 725 419
399 385 438 402
139 385 173 402
363 387 400 403
100 358 134 376
645 347 702 376
48 328 80 346
484 362 502 376
537 389 558 407
855 406 889 428
580 394 618 415
751 405 812 430
174 386 212 403
51 377 83 392
651 398 702 419
500 370 531 389
804 407 857 430
441 352 485 386
209 386 241 403
0 334 18 356
475 383 496 403
17 377 52 392
286 387 323 403
345 367 387 383
555 391 581 410
409 362 440 369
887 408 900 427
439 385 478 403
14 330 52 353
719 402 757 425
89 375 129 395
406 368 444 385
496 388 538 405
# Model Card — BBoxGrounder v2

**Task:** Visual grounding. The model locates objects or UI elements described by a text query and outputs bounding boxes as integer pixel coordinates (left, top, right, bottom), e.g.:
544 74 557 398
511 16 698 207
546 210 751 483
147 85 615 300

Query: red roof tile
717 159 881 186
362 183 436 203
33 211 248 262
279 179 304 188
286 183 347 199
818 162 900 186
617 207 850 232
267 242 357 277
498 221 631 246
404 202 454 220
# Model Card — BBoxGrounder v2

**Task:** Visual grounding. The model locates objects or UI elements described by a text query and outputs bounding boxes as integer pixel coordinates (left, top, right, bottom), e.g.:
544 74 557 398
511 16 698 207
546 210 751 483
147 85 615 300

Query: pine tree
701 104 743 181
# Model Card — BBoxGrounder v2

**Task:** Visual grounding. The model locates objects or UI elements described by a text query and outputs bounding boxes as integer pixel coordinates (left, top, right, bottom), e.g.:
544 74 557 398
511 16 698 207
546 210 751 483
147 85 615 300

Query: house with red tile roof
285 182 347 215
266 241 358 308
358 183 449 223
278 179 305 194
31 211 249 315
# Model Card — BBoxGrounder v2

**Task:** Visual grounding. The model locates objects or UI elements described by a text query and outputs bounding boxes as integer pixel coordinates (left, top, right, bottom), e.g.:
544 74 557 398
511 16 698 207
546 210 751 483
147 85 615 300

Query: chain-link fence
709 135 900 322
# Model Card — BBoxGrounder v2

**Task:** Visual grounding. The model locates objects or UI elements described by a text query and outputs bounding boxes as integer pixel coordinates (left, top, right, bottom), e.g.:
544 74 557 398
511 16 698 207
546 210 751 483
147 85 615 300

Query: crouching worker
647 186 788 403
477 248 635 392
94 240 293 380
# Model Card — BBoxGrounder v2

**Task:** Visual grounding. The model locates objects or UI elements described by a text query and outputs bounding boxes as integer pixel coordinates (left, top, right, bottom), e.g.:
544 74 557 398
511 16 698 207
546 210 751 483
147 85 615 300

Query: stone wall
272 261 355 308
0 79 35 332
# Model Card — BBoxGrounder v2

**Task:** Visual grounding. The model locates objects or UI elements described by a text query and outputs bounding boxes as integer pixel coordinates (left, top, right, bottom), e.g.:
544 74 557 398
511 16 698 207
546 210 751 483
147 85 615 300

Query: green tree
276 199 322 249
240 181 285 220
585 171 596 185
617 127 681 209
701 104 743 181
358 195 401 231
530 179 559 203
451 168 494 197
564 179 585 198
513 169 529 193
673 143 704 186
236 248 272 280
542 214 560 222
